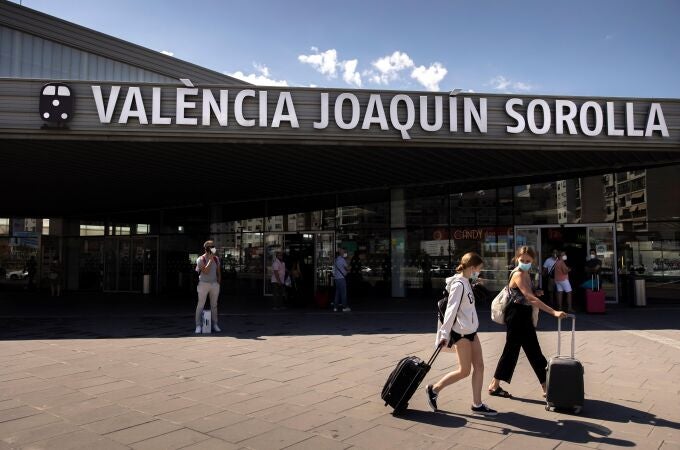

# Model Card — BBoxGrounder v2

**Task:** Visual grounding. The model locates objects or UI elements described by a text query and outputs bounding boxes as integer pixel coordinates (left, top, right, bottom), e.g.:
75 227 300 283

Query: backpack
436 280 464 337
490 270 518 325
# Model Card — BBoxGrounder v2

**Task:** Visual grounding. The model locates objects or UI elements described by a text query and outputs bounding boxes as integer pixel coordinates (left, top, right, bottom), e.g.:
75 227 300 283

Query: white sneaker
333 307 338 312
194 326 201 334
343 307 352 312
213 324 221 332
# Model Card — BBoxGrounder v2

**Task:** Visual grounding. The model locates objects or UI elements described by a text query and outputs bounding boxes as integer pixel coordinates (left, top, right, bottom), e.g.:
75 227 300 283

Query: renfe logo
39 83 74 124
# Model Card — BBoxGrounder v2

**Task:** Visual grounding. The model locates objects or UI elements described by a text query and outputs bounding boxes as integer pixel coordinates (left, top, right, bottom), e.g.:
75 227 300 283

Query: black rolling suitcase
381 345 442 415
545 314 585 414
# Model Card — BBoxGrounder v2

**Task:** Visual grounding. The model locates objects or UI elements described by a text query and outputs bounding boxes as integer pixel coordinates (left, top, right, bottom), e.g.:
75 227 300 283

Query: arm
437 282 463 345
198 256 213 274
515 272 564 317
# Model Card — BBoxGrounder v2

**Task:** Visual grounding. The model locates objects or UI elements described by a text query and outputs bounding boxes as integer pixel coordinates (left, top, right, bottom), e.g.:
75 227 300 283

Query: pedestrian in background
555 250 574 313
333 247 350 312
195 240 221 333
271 250 286 311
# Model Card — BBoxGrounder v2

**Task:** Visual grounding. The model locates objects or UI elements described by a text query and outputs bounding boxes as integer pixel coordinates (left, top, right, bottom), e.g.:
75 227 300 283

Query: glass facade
1 165 678 305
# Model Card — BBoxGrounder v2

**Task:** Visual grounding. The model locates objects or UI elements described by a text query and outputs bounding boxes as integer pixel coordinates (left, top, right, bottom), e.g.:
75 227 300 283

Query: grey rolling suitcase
545 314 584 414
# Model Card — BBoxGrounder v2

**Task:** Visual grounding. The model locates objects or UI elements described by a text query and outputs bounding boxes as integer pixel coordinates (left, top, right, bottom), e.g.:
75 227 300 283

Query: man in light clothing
542 249 559 306
195 240 221 333
333 248 351 312
271 250 286 311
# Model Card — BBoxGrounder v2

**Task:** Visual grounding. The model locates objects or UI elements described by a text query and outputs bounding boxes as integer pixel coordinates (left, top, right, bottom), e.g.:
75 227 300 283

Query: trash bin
633 277 646 307
143 274 150 294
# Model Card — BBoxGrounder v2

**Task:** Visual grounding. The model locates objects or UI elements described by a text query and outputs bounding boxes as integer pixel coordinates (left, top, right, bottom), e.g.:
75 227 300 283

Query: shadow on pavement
396 398 679 447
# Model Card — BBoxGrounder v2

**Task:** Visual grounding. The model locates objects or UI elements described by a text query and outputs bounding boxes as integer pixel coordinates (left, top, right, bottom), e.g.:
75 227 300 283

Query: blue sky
13 0 680 97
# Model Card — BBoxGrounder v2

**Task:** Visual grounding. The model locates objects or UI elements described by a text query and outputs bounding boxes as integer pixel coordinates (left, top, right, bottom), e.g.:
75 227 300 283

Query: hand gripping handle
557 314 576 358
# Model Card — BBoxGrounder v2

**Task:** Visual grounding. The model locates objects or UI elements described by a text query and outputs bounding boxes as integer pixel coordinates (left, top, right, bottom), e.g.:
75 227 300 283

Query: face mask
590 254 596 260
210 247 217 254
518 262 532 272
343 253 348 258
470 271 480 281
562 255 567 261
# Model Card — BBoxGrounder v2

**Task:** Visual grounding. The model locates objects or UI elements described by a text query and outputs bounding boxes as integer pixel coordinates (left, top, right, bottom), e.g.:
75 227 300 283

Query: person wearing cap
195 240 221 333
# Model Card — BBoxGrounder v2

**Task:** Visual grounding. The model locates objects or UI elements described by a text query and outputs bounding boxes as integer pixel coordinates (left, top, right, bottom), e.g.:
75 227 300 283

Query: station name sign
90 84 671 140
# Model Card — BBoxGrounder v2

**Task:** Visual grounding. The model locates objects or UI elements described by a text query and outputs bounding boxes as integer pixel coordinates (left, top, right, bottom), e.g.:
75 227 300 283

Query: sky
11 0 680 98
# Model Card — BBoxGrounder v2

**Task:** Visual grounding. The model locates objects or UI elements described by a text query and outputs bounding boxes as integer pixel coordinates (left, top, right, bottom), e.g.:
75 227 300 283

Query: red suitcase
585 275 605 313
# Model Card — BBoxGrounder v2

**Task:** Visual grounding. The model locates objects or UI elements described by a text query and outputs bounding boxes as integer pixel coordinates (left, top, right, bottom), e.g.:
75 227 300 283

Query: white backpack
490 270 517 325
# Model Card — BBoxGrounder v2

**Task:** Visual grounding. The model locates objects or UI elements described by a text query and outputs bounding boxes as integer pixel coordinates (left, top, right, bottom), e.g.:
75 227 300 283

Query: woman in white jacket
425 252 497 416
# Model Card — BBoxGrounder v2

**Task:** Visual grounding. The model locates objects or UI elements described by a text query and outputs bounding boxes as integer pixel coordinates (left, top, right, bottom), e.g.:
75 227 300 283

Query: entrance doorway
263 232 335 306
515 224 618 303
103 236 158 293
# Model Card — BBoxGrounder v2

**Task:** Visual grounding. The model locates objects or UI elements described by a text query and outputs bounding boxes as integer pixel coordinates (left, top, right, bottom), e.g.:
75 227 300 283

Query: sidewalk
0 302 678 449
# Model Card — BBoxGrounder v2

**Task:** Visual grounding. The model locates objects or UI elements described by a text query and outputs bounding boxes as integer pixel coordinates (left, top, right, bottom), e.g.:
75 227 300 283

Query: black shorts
449 331 477 345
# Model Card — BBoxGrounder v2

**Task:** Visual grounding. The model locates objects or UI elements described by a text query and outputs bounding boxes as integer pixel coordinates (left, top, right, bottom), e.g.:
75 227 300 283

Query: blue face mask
470 271 480 281
518 262 532 272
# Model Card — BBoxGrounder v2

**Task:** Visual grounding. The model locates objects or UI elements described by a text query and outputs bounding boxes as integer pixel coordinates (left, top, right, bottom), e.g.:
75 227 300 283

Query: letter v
92 86 121 123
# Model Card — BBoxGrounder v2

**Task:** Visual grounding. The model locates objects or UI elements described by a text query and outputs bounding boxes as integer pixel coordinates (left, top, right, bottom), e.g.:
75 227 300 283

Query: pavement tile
156 404 224 425
62 403 130 425
343 424 421 450
71 437 132 450
314 395 369 414
248 403 309 423
22 429 104 450
177 437 239 449
0 421 80 446
284 435 353 450
105 420 183 445
310 416 378 441
83 411 156 434
0 412 62 435
129 428 210 450
79 380 136 396
238 426 312 450
278 410 343 431
225 396 280 415
0 405 41 423
132 397 197 416
184 410 251 433
208 417 278 443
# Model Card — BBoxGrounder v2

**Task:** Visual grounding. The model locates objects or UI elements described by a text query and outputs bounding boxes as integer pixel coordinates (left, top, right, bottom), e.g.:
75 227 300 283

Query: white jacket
436 274 478 346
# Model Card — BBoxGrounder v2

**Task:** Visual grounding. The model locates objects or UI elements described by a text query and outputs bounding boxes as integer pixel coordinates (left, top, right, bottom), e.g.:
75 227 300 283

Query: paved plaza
0 305 678 450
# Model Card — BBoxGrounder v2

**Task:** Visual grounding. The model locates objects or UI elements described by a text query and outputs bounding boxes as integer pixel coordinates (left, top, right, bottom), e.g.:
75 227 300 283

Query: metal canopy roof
2 138 679 217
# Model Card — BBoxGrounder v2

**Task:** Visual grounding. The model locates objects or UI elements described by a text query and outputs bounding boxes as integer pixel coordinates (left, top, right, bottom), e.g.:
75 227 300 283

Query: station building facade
1 0 679 305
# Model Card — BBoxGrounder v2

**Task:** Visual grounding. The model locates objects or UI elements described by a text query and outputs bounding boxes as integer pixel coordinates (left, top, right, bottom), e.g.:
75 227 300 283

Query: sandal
488 387 512 398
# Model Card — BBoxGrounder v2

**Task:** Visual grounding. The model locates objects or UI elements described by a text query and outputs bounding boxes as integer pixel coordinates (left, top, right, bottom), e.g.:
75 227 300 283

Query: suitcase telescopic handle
557 314 576 358
427 343 444 366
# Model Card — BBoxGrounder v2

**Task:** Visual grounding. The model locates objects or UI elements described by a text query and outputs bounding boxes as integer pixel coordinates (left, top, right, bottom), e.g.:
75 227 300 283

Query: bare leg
470 336 484 406
433 339 472 394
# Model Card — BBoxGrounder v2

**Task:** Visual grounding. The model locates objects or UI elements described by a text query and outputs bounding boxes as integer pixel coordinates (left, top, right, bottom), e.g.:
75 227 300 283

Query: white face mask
562 255 567 261
210 247 217 254
470 271 480 281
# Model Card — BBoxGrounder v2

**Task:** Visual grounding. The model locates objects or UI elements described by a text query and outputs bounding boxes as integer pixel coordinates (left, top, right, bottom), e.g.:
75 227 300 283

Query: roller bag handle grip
557 314 576 358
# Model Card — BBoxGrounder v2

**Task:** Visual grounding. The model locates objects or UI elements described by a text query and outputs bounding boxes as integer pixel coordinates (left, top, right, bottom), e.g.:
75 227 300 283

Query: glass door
104 237 158 292
315 232 335 294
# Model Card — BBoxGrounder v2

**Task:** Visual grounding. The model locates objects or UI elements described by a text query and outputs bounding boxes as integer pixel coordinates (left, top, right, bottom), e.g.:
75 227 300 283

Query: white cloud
371 51 414 84
410 62 447 91
490 75 533 92
342 59 362 87
298 48 338 77
226 63 288 86
160 50 174 57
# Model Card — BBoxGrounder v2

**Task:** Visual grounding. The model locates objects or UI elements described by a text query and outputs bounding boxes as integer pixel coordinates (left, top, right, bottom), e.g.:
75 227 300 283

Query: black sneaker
425 385 438 411
471 403 498 416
